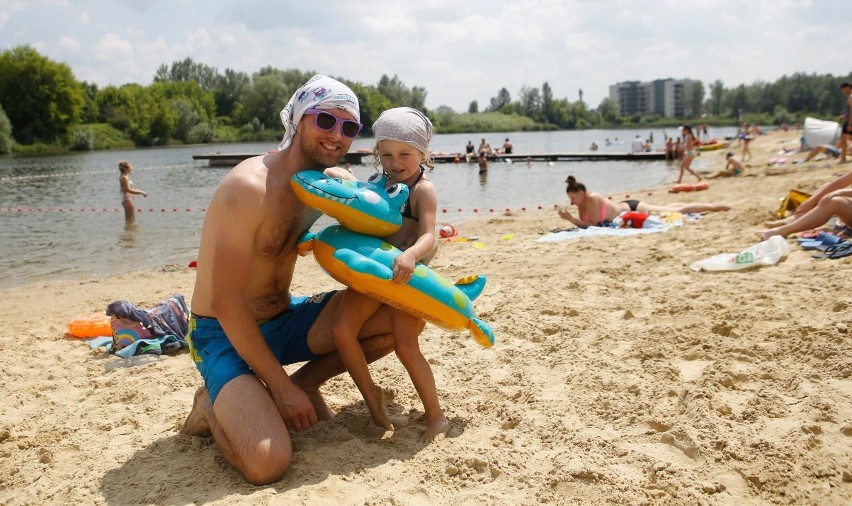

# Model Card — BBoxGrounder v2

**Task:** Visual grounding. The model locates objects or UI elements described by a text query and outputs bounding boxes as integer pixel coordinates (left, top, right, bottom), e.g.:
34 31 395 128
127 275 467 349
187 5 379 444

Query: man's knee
241 442 292 485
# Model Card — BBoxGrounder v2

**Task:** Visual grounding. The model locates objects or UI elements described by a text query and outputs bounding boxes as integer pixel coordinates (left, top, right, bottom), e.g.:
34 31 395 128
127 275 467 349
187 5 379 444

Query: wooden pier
192 150 665 167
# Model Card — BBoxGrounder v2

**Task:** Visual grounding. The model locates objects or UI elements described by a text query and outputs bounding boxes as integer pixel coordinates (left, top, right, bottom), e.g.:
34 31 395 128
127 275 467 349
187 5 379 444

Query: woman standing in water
118 161 147 223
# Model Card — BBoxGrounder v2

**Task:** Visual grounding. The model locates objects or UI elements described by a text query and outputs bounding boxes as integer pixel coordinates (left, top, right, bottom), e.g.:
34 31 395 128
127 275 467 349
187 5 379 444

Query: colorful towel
537 214 685 243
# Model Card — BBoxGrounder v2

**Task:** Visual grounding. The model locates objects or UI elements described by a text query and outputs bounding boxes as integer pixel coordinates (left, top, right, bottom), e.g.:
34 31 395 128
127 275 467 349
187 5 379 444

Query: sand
1 129 850 505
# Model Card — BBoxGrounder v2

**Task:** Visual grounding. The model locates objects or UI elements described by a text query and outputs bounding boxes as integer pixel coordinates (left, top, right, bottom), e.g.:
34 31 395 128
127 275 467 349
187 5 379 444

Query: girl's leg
760 196 852 240
122 199 135 222
390 309 448 443
682 155 702 181
331 289 393 430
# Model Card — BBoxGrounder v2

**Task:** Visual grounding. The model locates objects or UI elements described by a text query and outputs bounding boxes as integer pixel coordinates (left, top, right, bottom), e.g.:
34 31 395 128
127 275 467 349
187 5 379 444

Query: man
838 81 852 164
180 75 395 485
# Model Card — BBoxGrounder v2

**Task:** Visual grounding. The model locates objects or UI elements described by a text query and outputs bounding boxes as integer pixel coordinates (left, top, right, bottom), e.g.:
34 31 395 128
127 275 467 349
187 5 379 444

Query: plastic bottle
690 235 790 272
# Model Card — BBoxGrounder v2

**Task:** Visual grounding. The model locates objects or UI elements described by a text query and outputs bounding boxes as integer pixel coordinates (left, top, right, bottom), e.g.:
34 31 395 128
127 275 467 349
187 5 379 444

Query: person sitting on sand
761 169 852 239
558 175 730 228
797 142 845 164
707 152 745 179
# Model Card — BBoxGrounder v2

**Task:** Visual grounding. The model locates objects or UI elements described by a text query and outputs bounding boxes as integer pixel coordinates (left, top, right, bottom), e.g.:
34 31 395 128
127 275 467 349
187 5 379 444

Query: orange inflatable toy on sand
67 312 112 338
669 182 709 193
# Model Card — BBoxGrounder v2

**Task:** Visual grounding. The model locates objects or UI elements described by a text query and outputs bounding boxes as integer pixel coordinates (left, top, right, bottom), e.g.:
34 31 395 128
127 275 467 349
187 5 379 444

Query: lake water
0 126 738 288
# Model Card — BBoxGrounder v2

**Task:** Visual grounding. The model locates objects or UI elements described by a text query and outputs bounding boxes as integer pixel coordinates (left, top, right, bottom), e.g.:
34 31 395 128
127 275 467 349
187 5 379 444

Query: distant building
609 78 701 118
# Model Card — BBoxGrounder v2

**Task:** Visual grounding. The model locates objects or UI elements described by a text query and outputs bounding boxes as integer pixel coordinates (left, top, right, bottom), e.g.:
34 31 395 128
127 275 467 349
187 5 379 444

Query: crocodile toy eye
387 183 404 198
367 172 383 184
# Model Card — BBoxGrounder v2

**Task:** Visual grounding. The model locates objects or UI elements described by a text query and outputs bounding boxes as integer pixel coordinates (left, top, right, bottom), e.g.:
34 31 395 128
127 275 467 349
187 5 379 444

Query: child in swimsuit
677 125 703 184
330 107 448 443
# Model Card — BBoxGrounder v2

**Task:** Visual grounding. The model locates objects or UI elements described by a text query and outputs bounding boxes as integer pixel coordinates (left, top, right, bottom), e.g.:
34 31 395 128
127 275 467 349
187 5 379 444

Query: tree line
0 44 849 154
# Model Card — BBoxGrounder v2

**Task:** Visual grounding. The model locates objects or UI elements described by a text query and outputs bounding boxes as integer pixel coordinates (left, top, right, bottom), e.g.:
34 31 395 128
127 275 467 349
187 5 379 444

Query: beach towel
537 213 684 243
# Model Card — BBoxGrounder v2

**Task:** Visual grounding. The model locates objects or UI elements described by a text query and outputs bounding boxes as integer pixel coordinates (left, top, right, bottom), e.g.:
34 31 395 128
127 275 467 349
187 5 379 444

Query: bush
69 126 94 150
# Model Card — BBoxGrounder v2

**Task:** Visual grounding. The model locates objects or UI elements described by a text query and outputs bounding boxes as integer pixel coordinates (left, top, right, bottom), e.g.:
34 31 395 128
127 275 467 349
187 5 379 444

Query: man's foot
180 386 212 437
420 416 450 444
366 385 394 431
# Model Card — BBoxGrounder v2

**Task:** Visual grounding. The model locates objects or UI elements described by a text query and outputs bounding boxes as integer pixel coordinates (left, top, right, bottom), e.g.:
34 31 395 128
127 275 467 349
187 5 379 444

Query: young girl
677 125 703 184
118 161 147 223
330 107 447 442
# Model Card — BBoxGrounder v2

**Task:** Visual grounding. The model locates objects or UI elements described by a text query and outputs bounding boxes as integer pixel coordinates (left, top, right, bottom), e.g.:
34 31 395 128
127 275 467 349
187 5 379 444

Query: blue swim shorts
186 291 337 404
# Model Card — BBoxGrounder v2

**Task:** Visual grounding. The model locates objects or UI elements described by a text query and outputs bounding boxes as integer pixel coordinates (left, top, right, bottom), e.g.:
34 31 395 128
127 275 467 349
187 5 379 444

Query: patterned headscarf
372 107 433 154
277 75 360 151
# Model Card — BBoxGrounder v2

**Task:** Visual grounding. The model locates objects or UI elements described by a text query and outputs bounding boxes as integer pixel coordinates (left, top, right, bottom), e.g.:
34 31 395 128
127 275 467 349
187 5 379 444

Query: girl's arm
391 182 438 284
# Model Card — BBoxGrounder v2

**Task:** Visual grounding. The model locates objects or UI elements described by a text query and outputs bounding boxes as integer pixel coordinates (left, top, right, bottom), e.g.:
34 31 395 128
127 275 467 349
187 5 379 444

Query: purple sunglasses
303 108 363 138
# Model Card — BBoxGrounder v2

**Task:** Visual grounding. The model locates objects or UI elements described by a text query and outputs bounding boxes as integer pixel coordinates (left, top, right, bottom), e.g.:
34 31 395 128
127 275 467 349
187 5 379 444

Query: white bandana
372 107 433 154
277 75 360 151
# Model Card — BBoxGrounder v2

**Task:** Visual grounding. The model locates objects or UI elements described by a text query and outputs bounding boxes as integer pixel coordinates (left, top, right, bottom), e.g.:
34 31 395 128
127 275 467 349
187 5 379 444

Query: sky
1 0 850 112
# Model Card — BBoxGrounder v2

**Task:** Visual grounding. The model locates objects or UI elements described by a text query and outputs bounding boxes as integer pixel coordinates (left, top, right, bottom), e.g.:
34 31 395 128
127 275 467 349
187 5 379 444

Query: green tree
708 80 725 116
154 57 219 91
541 82 554 124
0 45 84 143
468 101 478 114
0 103 13 153
488 88 512 112
597 97 621 124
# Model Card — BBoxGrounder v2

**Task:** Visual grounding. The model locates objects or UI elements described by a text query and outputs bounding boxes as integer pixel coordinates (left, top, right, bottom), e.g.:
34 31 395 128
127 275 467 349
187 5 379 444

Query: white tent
802 117 841 149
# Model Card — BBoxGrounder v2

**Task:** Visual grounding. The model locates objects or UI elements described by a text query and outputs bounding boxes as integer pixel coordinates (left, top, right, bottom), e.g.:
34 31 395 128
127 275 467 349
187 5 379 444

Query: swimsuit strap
400 166 426 221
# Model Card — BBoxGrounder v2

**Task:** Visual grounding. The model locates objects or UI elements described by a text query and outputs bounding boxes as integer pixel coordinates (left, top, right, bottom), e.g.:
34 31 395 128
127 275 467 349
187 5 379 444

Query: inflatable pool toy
67 312 111 338
298 226 495 347
291 170 408 236
668 182 709 193
698 139 729 152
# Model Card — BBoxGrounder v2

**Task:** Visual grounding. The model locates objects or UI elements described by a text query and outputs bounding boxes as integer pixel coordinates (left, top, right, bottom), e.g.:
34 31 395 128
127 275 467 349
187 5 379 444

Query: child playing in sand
329 107 447 442
707 152 745 179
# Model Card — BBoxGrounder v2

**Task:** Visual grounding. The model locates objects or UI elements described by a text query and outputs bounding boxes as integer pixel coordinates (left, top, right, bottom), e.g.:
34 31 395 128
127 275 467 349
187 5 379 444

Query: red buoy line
1 193 654 216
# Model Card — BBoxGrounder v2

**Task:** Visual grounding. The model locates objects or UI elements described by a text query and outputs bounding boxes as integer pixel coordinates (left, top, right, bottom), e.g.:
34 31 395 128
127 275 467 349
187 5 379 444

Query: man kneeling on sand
179 75 401 485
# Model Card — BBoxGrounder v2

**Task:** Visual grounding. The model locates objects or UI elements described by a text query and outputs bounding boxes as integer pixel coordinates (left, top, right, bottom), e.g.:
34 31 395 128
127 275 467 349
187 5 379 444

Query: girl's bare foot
366 385 394 431
180 386 213 437
304 389 336 421
420 416 450 444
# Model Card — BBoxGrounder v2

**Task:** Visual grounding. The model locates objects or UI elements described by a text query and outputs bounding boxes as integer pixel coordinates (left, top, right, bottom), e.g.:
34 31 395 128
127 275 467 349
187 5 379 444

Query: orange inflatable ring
668 182 709 193
67 312 112 338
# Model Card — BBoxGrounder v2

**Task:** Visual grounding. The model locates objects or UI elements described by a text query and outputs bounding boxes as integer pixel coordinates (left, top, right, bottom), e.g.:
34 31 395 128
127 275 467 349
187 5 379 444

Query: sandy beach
1 129 850 505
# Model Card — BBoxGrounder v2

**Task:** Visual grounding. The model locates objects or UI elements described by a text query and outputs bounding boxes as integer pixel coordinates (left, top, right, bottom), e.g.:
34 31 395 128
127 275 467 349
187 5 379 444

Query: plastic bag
690 236 790 272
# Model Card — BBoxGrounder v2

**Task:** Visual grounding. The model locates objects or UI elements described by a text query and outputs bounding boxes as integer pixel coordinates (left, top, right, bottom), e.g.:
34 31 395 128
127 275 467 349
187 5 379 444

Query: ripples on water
0 127 737 287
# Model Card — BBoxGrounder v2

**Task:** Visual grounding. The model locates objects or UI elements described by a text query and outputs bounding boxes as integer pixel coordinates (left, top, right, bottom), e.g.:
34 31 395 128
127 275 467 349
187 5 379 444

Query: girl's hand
391 252 416 285
558 208 573 221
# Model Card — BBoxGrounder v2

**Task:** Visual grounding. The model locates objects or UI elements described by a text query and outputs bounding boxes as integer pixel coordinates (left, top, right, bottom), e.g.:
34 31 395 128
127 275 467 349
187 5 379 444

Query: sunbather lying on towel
558 175 731 228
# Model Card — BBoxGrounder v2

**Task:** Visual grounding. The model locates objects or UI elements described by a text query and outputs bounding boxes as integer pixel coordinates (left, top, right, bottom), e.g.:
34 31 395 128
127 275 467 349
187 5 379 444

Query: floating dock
192 150 665 167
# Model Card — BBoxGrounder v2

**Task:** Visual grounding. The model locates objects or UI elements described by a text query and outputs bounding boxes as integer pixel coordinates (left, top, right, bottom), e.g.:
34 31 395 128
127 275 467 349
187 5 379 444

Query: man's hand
270 381 318 431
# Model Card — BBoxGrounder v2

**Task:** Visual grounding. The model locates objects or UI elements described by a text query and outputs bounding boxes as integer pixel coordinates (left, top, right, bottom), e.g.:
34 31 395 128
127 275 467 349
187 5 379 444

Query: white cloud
58 36 79 52
93 33 132 62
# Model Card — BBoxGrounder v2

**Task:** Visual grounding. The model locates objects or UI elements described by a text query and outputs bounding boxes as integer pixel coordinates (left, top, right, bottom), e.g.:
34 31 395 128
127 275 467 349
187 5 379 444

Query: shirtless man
180 75 395 485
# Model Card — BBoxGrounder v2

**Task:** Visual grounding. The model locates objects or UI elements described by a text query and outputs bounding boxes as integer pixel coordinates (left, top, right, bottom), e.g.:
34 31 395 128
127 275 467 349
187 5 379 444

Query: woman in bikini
558 175 730 228
677 125 703 184
118 160 147 223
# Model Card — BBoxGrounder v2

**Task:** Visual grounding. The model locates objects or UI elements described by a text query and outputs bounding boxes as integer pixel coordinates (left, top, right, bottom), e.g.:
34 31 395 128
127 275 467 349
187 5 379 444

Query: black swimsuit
400 166 426 221
620 199 640 212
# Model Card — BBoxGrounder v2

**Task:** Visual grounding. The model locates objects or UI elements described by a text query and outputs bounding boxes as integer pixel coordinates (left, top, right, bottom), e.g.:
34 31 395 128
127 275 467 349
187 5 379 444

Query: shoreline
2 128 852 504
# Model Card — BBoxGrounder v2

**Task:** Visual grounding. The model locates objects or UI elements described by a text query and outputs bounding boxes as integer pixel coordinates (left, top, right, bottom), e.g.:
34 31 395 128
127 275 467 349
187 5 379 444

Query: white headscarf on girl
372 107 433 154
277 75 360 151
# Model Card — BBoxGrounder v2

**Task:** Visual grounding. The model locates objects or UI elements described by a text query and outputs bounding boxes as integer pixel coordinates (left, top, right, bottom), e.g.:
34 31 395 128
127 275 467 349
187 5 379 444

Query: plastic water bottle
690 236 790 272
